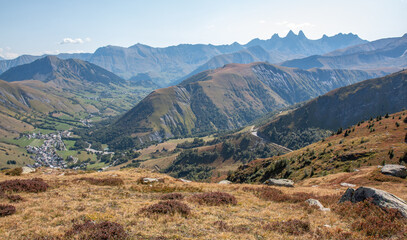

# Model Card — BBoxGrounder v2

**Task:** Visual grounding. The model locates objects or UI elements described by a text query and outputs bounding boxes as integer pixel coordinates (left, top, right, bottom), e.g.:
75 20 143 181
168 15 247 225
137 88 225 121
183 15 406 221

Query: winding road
250 126 293 153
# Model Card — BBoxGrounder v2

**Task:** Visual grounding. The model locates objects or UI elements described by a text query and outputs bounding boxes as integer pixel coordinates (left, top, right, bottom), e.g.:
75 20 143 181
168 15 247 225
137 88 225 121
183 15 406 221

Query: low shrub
191 192 237 206
65 220 128 240
4 167 23 176
368 169 404 182
77 177 124 186
0 204 16 217
1 189 24 202
141 200 191 216
0 178 48 193
334 199 407 238
160 193 184 200
249 187 338 206
263 219 310 235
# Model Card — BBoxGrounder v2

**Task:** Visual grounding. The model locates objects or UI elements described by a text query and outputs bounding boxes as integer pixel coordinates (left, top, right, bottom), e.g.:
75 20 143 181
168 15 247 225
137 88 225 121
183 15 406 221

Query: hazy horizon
1 0 406 59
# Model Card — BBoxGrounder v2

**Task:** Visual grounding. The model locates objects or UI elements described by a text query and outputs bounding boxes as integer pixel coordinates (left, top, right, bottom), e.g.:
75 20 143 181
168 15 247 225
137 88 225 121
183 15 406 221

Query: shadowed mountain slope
257 70 407 149
100 62 379 145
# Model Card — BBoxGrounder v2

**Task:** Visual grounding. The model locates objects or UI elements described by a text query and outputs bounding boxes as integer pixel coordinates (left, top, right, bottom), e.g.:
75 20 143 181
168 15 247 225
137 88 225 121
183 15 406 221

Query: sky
0 0 406 59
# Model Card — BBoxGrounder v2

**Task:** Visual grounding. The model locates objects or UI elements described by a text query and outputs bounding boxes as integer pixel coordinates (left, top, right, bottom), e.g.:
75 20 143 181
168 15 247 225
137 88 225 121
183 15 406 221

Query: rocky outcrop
305 199 330 211
21 166 36 174
142 178 159 184
218 180 232 184
381 164 407 178
338 187 407 218
263 178 294 187
340 182 356 188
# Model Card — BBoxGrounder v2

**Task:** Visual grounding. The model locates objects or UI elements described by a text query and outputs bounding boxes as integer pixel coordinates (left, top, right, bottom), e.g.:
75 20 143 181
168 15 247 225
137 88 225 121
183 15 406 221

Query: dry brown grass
76 177 124 186
0 167 406 239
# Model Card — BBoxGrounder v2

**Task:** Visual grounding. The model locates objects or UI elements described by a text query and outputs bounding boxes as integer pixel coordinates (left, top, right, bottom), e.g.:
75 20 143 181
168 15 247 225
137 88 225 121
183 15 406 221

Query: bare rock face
381 164 407 178
339 187 407 218
263 178 294 187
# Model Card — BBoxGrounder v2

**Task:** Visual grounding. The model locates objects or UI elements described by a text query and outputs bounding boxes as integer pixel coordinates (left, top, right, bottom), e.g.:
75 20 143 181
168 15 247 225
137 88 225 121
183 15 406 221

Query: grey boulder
339 187 407 218
218 180 232 184
263 178 294 187
381 164 407 178
142 177 159 183
305 199 330 211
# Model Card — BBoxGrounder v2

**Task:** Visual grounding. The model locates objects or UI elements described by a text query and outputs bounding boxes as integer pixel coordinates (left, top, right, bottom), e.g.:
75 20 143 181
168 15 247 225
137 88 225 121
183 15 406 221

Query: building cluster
25 131 69 168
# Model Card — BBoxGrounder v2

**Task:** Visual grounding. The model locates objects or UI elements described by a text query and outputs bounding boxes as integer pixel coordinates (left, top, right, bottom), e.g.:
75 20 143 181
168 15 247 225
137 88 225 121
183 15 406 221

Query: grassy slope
0 166 405 239
109 62 378 144
229 111 407 183
257 69 407 149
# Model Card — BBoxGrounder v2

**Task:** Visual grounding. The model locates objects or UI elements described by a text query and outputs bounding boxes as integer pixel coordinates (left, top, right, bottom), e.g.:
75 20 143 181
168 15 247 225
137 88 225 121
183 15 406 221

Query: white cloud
60 37 91 45
259 20 266 24
0 47 20 59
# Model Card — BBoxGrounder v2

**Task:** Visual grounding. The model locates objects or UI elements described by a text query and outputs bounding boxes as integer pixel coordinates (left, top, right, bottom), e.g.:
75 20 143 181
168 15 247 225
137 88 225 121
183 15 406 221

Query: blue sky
0 0 406 59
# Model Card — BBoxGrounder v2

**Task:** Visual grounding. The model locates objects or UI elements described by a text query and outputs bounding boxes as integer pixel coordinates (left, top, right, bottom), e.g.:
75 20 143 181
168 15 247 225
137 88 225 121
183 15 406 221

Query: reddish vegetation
159 193 184 200
77 177 124 186
0 191 24 202
142 200 191 216
368 169 405 182
334 199 407 238
0 204 16 217
65 220 128 240
245 186 338 206
0 178 48 193
264 219 311 235
191 192 237 206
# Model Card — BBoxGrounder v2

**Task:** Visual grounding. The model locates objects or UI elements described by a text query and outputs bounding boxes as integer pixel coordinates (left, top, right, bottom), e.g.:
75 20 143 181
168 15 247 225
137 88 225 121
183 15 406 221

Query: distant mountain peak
0 56 125 85
271 33 280 39
285 30 296 38
298 30 306 39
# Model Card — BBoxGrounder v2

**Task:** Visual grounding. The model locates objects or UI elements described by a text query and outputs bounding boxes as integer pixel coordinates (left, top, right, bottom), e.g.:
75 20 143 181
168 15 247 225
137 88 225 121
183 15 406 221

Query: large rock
305 199 330 211
340 182 356 188
339 187 407 218
338 188 355 203
179 178 191 183
263 178 294 187
218 180 232 184
142 178 159 183
381 164 407 178
21 166 36 174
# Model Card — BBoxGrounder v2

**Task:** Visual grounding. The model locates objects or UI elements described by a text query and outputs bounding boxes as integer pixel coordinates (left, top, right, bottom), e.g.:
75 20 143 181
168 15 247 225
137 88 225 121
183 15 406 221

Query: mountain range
0 31 367 86
281 34 407 72
0 56 153 137
99 62 380 145
257 69 407 149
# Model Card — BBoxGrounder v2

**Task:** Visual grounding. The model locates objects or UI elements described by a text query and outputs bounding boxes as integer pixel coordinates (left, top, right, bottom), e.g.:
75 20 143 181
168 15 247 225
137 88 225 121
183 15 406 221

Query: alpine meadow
0 1 406 239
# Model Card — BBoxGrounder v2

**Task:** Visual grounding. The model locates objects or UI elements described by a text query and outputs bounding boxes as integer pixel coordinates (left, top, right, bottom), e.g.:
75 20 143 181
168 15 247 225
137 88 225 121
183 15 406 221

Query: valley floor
0 166 406 239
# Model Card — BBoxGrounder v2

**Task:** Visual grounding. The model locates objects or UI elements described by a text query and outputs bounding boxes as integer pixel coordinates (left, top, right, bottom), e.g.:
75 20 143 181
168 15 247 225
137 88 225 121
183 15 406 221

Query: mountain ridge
257 69 407 149
0 31 368 85
98 62 380 146
280 34 407 71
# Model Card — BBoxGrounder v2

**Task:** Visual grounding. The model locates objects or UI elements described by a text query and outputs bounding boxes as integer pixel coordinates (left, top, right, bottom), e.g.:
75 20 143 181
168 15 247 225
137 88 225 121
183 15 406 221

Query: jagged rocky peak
285 30 297 38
